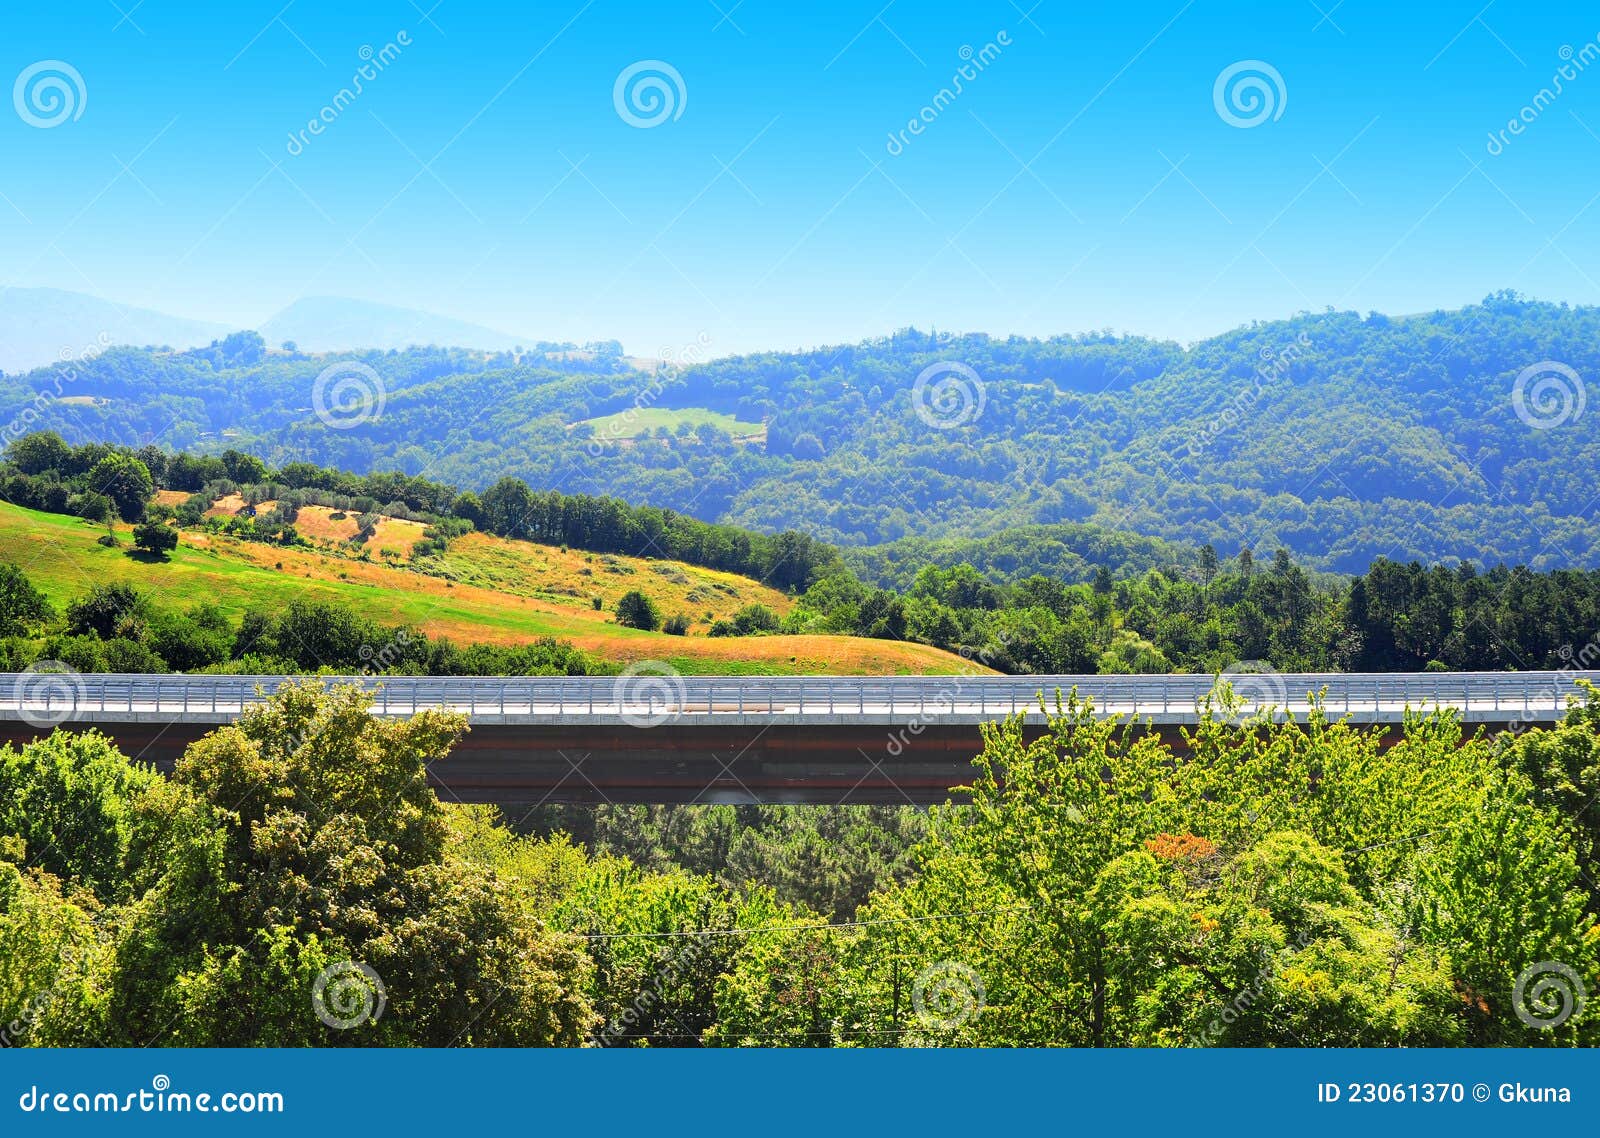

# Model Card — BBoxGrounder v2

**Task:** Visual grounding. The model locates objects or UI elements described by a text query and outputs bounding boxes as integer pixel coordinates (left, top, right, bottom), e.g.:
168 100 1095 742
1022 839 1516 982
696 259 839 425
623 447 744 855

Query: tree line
791 549 1600 675
2 680 1595 1046
5 542 1599 684
0 571 598 678
2 431 836 591
8 432 1600 678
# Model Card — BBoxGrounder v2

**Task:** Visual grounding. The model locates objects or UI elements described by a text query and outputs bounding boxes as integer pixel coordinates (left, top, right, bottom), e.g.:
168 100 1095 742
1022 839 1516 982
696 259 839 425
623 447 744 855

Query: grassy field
0 501 983 676
576 406 765 441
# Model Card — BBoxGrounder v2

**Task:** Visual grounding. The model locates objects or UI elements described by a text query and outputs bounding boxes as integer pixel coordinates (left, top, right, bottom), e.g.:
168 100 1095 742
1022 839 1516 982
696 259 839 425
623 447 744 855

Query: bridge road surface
1 671 1594 806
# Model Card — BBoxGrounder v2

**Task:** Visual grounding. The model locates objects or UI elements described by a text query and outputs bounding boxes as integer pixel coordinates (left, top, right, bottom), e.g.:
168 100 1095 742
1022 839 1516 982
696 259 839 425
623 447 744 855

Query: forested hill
5 292 1597 572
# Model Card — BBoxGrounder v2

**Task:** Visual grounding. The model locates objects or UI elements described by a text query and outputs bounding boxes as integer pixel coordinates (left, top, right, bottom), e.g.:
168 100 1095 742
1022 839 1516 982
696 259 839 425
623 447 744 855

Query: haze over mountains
2 290 1596 574
0 288 230 373
0 288 540 373
256 297 536 356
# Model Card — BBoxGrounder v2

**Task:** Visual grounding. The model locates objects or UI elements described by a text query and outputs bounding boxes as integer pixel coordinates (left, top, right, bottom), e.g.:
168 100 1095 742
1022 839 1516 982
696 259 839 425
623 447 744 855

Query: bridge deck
2 670 1595 727
3 672 1592 805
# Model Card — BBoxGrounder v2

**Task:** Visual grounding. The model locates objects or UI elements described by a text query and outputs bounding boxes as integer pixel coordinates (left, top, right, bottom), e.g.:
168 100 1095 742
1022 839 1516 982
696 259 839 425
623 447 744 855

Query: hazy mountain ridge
0 289 553 373
258 296 539 354
2 292 1597 573
0 288 230 373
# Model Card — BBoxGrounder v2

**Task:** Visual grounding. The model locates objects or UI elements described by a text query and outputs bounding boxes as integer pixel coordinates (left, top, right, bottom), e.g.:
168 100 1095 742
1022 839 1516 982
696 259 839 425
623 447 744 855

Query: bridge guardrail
2 670 1596 723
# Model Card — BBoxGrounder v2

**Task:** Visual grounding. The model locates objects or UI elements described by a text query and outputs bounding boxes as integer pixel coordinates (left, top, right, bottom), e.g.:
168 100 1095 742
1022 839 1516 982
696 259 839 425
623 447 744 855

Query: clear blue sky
3 0 1598 355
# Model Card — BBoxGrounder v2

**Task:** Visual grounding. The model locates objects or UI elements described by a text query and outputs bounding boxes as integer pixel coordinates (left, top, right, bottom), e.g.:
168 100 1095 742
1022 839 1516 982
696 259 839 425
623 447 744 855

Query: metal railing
1 671 1595 723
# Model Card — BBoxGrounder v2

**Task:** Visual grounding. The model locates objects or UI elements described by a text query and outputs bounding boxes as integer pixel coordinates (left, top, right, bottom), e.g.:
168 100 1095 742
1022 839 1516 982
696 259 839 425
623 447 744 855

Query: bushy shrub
132 521 179 558
614 590 661 631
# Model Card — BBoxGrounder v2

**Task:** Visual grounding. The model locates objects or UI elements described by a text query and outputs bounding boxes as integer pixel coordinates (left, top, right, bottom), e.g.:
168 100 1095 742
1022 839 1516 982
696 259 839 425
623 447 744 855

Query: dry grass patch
293 505 428 556
0 501 987 676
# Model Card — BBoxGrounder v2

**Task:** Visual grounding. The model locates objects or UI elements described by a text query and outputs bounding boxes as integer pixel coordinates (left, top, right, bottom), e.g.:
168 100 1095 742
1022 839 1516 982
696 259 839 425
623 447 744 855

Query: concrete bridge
1 671 1593 806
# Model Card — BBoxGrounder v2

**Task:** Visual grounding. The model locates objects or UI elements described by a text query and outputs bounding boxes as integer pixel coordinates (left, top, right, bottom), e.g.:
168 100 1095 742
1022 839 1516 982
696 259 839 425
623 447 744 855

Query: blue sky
3 0 1599 355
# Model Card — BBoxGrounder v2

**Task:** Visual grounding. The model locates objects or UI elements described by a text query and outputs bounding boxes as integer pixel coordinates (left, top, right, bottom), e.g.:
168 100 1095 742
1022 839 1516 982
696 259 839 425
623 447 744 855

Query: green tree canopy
9 683 594 1047
0 561 52 635
615 589 661 631
131 520 179 558
85 453 153 522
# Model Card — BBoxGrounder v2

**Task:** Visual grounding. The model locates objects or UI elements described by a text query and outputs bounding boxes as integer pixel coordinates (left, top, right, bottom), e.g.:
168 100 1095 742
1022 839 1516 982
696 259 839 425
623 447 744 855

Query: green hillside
0 501 980 676
6 294 1598 572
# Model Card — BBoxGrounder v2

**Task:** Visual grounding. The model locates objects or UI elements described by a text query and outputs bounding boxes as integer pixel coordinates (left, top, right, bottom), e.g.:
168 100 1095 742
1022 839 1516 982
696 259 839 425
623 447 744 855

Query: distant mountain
0 288 546 373
0 288 228 374
258 297 536 354
6 291 1600 572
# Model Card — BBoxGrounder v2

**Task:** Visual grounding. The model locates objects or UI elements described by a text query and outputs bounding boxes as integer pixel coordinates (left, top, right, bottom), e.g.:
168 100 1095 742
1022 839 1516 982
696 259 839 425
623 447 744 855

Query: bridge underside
0 716 1525 807
1 720 994 806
